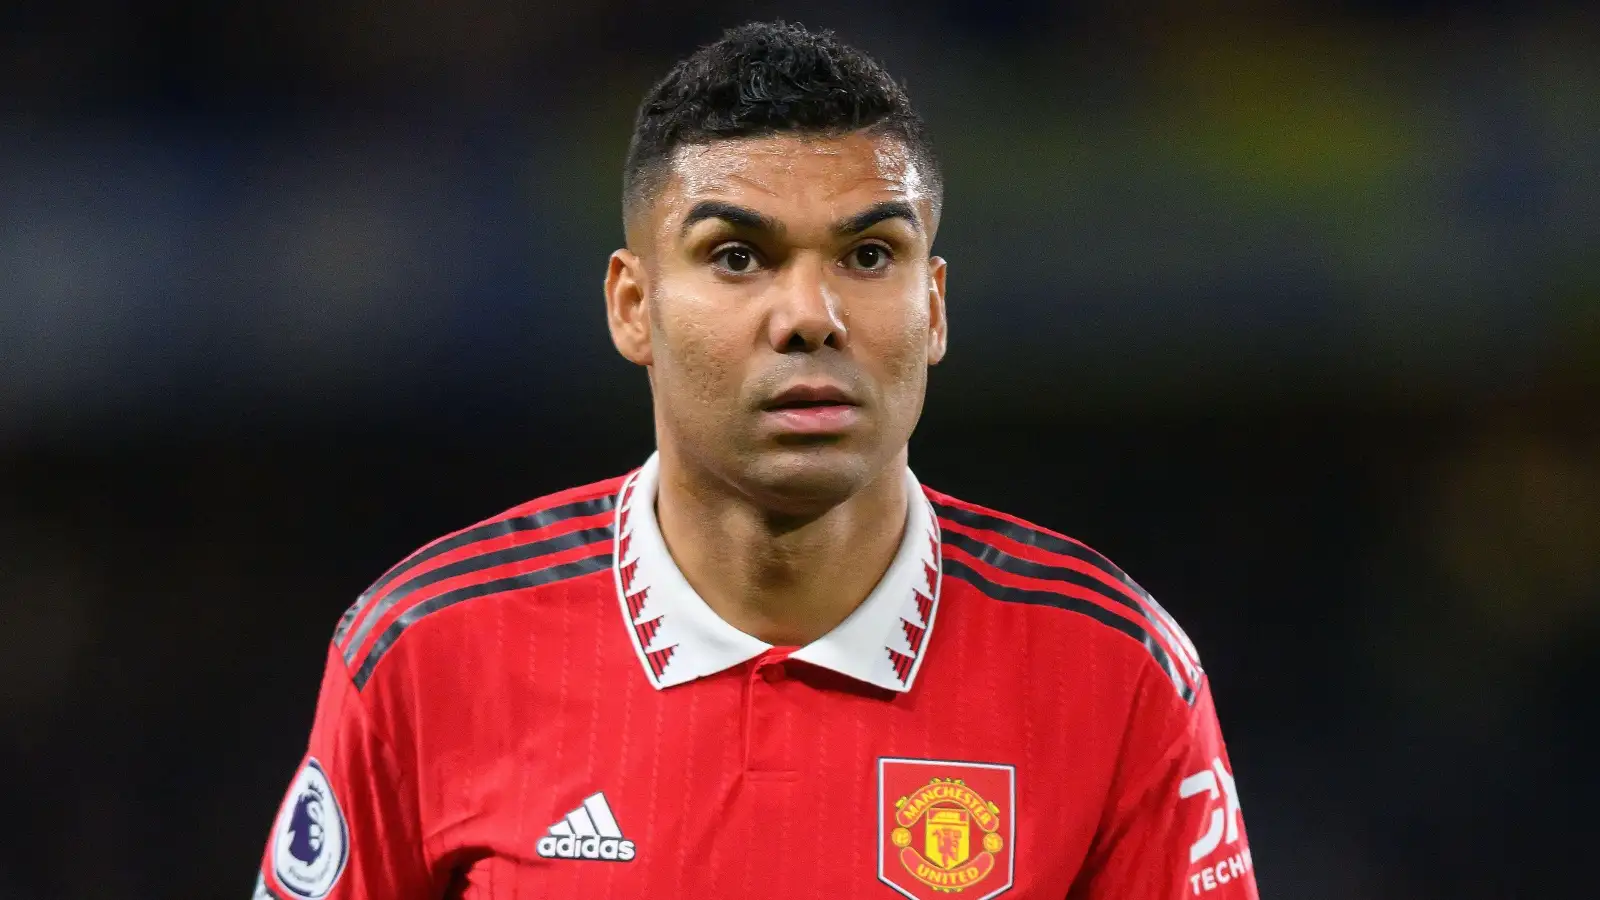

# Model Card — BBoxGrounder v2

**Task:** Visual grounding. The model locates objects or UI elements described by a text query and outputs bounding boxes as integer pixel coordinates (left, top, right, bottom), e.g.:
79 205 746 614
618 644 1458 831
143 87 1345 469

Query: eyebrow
832 200 922 237
678 199 923 240
680 201 784 238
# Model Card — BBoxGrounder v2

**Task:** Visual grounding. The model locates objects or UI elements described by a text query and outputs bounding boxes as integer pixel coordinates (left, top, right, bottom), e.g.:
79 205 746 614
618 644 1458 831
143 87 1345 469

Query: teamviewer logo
536 792 637 862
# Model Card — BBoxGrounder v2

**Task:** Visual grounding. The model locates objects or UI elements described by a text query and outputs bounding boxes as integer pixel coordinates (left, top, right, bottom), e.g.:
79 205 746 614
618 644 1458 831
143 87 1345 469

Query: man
255 21 1259 900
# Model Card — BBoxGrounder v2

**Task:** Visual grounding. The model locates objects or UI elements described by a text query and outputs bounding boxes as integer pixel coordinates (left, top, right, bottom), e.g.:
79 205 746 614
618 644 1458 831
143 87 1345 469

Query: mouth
761 383 862 435
763 384 858 411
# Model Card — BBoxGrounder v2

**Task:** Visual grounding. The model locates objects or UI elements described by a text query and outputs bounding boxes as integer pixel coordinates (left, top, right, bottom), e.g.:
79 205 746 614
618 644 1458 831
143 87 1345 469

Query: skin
604 131 948 646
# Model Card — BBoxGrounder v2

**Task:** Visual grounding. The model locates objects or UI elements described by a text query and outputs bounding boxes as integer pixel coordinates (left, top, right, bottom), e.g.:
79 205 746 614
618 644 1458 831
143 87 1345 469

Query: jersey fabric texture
255 453 1259 900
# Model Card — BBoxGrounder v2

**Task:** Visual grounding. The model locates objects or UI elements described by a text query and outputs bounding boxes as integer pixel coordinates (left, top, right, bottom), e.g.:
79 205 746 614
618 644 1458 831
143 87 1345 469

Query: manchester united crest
878 758 1015 900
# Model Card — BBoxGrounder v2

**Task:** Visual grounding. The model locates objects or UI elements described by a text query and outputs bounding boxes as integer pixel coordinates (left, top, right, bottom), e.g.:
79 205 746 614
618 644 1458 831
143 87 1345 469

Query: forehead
655 132 931 232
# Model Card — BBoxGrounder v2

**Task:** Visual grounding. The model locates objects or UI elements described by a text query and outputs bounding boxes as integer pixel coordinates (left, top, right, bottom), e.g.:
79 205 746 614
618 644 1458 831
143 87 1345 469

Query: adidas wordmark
536 793 636 862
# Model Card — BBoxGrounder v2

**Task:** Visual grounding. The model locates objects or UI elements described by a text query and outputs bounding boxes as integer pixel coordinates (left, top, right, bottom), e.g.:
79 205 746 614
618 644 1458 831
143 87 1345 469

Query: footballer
255 20 1259 900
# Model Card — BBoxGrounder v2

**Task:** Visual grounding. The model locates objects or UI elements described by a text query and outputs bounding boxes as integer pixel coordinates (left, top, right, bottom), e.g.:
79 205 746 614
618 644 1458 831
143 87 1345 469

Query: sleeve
253 642 436 900
1070 678 1259 900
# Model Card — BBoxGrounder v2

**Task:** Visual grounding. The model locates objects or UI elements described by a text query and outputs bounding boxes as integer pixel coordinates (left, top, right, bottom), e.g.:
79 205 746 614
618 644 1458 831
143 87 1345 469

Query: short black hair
622 21 941 232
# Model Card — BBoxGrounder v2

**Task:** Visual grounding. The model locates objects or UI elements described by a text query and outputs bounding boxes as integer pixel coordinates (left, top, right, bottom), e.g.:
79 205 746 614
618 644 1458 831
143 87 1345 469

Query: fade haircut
622 21 942 236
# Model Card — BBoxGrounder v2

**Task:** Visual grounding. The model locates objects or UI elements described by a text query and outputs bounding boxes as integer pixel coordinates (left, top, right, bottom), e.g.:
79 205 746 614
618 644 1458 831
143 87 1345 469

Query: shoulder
332 473 628 692
924 486 1205 705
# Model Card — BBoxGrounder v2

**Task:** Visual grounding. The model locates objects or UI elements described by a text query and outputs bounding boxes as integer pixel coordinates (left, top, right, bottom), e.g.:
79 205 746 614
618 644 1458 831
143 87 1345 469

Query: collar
612 452 943 693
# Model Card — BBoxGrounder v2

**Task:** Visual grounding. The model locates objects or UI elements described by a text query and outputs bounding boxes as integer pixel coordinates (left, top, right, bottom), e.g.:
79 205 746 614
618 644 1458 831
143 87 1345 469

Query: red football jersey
255 454 1258 900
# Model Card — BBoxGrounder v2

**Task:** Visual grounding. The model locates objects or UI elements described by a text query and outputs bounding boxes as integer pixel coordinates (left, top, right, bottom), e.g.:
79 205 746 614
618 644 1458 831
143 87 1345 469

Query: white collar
612 452 943 693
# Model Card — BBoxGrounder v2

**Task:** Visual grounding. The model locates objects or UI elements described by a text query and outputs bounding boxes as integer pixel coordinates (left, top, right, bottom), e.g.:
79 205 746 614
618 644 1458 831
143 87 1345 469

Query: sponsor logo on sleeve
1179 756 1251 894
270 758 349 899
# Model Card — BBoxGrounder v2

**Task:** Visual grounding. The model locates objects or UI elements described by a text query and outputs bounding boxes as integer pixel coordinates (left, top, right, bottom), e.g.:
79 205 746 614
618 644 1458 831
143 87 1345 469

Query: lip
761 382 861 435
764 382 858 409
761 404 861 435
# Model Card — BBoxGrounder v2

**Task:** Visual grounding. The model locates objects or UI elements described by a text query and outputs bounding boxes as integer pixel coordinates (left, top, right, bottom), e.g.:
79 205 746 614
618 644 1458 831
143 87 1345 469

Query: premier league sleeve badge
269 758 350 899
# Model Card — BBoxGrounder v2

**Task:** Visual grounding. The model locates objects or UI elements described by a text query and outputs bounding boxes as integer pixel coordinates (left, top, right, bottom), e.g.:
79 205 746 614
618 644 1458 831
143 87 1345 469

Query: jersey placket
742 646 800 775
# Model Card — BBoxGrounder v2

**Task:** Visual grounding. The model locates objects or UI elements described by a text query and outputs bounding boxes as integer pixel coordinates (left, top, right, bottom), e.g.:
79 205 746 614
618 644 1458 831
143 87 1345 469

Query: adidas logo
536 792 636 862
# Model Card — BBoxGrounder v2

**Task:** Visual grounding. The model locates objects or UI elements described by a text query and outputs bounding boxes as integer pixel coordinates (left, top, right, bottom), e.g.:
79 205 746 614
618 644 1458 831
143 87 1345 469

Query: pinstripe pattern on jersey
335 492 617 658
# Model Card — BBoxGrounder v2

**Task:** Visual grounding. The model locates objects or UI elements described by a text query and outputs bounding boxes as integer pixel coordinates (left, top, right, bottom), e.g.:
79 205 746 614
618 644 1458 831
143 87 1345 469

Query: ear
605 249 653 366
925 255 948 365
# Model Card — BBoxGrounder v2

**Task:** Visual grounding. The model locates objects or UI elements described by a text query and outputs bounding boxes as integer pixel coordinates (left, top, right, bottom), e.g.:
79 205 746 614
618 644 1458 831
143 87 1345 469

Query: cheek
861 290 931 383
654 291 745 406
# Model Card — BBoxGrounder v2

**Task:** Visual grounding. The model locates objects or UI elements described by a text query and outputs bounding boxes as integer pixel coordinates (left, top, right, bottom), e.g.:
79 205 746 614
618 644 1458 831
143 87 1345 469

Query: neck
653 447 910 647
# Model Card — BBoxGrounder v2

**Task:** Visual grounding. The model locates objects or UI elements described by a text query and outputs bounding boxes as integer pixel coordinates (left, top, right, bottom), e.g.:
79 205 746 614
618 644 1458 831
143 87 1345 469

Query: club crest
878 758 1015 900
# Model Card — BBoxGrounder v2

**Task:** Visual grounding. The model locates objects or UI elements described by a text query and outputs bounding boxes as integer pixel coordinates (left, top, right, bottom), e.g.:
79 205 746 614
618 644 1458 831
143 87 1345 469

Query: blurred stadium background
2 2 1596 898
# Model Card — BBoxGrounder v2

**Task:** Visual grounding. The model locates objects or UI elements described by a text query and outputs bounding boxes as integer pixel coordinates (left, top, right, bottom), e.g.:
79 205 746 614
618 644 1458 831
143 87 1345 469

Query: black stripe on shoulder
351 550 614 690
334 494 616 645
340 525 614 666
932 500 1148 601
932 500 1200 665
942 556 1196 705
940 529 1199 684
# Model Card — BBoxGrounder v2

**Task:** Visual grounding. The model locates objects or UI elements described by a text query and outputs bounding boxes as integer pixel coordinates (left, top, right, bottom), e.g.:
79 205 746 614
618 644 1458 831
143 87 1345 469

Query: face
606 131 948 514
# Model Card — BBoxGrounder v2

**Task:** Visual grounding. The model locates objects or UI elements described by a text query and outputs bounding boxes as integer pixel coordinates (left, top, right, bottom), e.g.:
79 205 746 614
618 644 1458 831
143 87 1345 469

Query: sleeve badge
269 758 349 899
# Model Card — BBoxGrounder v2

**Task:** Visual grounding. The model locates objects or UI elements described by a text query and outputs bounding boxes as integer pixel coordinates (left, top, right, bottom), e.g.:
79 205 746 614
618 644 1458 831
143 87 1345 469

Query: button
761 663 787 683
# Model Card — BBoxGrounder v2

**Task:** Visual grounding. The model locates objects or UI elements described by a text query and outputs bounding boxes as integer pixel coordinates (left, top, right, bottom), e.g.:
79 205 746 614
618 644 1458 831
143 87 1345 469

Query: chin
739 446 876 516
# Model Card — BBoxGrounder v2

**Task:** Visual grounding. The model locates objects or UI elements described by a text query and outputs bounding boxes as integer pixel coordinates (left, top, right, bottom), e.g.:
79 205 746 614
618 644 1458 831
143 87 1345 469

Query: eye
845 243 892 272
712 244 760 274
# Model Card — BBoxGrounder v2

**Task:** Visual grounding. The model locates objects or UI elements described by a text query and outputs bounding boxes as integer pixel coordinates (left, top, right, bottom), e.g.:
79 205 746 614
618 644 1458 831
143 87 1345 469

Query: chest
426 655 1114 900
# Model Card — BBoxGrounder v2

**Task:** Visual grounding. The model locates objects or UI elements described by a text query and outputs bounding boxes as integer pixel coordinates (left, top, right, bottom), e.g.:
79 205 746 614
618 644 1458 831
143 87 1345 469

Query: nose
767 258 848 353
